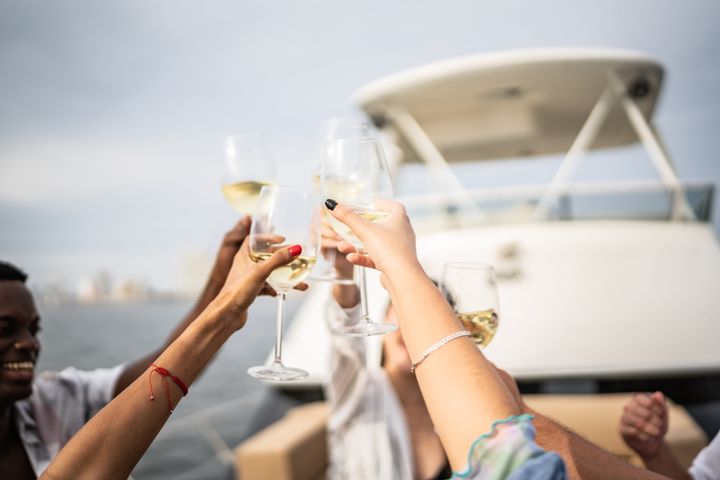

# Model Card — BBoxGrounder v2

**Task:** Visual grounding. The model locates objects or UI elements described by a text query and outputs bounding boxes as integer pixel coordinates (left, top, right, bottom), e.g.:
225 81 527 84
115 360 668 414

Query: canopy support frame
532 84 618 220
608 72 694 220
386 105 485 222
533 70 694 221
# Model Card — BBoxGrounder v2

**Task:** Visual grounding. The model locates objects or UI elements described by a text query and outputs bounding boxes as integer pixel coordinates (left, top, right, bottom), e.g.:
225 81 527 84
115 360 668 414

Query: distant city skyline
35 267 191 306
1 0 719 291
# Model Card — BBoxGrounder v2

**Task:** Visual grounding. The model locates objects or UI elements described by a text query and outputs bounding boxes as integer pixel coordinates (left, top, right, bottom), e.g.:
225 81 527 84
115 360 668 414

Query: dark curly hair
0 262 28 283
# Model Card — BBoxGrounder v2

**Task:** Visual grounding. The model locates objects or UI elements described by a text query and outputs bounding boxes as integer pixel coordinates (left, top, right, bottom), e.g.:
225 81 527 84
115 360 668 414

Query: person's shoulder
30 364 124 421
32 367 93 401
33 365 123 401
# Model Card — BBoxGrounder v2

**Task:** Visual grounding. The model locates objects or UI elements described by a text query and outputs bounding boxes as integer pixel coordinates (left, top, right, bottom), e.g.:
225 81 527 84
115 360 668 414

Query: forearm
528 408 669 480
42 301 234 480
332 283 359 308
641 442 691 480
383 262 521 470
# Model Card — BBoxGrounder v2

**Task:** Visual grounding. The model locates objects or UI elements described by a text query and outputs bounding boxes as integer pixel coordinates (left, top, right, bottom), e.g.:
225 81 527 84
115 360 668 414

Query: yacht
136 48 720 479
281 47 720 391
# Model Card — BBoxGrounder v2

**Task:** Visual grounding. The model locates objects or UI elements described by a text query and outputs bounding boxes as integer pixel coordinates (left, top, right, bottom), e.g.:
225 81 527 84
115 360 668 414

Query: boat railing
400 180 714 231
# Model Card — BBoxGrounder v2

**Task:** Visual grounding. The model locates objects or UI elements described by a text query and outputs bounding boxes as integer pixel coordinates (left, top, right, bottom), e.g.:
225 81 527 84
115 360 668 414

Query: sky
1 0 719 291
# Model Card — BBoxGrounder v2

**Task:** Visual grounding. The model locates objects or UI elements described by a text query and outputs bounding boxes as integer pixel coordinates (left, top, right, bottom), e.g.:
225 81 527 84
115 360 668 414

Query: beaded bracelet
410 330 471 373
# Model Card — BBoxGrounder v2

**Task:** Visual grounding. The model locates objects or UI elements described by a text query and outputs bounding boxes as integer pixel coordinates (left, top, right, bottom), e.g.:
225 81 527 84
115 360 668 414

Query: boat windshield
402 182 714 231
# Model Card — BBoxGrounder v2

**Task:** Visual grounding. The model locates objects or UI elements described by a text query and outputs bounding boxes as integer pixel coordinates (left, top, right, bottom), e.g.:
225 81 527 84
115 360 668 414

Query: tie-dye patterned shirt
451 414 567 480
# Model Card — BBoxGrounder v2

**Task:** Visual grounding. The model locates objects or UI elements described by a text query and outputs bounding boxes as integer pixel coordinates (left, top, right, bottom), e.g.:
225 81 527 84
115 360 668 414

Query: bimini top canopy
353 48 663 162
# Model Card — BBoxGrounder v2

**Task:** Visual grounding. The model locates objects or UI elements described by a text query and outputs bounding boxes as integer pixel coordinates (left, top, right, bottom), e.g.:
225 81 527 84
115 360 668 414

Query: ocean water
36 296 304 479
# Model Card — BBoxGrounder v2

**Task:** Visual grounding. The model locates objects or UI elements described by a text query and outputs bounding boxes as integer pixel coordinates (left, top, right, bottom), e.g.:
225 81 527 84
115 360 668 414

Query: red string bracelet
147 363 189 413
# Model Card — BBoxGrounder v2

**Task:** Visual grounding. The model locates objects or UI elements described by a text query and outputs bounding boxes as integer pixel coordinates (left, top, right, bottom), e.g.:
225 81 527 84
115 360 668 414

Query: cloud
0 137 197 202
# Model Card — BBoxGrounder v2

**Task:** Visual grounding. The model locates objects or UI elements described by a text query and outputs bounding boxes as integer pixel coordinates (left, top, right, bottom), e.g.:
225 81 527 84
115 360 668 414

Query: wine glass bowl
221 133 276 215
321 137 394 250
439 262 500 349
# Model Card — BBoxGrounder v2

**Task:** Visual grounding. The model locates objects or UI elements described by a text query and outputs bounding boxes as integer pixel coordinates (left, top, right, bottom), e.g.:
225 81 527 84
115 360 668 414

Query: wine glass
309 118 371 284
320 136 397 336
247 186 319 381
220 133 277 215
439 262 500 349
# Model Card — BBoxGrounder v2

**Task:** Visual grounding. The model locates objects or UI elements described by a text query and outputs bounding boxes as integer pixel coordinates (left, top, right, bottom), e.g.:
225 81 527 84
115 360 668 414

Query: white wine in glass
221 133 276 215
325 205 388 248
440 262 500 349
247 186 319 381
320 136 397 337
250 252 317 288
222 180 274 214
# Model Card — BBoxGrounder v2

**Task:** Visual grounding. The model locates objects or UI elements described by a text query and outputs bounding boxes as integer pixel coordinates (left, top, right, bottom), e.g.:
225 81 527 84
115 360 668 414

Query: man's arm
529 407 670 480
492 368 670 480
114 218 251 396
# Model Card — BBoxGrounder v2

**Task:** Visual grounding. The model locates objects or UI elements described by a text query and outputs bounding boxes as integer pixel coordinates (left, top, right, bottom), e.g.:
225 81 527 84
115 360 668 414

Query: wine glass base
334 322 398 337
247 364 309 381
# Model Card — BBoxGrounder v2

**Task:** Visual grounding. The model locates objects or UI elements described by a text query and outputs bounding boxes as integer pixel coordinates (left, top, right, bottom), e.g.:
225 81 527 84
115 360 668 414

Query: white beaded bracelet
410 330 471 373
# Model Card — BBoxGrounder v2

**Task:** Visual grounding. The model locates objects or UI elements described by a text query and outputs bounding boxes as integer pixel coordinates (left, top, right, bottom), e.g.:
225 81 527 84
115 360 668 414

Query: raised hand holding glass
247 186 319 381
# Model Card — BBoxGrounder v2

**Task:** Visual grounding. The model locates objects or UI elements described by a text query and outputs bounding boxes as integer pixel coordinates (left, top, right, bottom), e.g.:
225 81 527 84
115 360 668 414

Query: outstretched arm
42 241 302 480
530 407 670 480
327 200 521 470
114 219 251 395
180 217 256 330
493 367 671 480
328 198 678 478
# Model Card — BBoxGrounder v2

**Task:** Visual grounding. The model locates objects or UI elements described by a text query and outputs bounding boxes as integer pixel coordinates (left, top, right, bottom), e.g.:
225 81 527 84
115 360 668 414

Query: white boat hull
278 220 720 387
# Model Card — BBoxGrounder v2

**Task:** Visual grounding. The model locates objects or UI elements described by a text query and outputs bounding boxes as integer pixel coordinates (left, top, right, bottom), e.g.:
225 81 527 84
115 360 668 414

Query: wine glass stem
273 292 287 364
358 266 371 323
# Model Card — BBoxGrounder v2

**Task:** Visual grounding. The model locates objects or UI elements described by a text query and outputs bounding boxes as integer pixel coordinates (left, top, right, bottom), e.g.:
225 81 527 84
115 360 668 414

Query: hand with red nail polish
208 240 307 331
